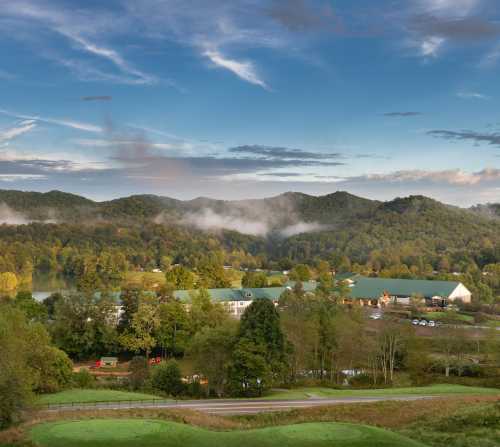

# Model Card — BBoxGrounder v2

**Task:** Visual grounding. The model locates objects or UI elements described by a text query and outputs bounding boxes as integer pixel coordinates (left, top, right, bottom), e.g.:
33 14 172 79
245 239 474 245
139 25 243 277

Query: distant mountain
471 203 500 219
0 189 95 221
0 188 498 238
0 189 498 271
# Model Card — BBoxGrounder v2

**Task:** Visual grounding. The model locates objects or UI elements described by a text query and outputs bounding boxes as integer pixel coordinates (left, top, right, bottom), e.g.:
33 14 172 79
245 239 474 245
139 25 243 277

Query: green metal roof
173 277 461 302
348 277 460 300
173 281 317 303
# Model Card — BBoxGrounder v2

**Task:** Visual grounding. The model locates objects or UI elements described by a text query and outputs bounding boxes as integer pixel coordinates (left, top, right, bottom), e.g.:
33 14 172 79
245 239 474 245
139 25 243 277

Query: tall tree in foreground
373 319 412 384
0 306 32 428
229 299 288 396
0 304 72 428
156 299 189 358
189 320 237 397
119 298 160 359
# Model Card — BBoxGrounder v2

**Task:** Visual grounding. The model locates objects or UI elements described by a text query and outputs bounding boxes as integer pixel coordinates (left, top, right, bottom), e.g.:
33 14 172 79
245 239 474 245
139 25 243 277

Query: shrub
186 379 205 398
34 347 73 393
151 360 184 396
128 356 149 390
348 373 374 388
72 368 95 388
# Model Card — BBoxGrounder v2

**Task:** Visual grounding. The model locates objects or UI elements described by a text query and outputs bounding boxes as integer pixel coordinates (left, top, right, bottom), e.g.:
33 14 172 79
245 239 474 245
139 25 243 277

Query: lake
31 273 76 302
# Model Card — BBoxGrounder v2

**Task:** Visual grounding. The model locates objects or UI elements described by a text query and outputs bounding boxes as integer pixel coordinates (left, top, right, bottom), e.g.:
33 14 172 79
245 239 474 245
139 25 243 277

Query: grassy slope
400 401 500 447
30 419 426 447
37 384 499 405
264 384 500 400
422 312 474 323
2 396 497 447
38 389 162 405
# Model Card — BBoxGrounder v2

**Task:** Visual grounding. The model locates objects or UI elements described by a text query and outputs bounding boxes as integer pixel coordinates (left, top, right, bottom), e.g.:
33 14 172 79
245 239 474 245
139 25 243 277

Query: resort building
343 275 472 307
172 276 471 316
173 281 317 318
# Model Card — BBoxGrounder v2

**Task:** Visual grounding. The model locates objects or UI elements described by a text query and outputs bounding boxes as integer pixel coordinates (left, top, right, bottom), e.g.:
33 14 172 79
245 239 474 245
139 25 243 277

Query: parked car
419 319 428 326
428 320 436 327
370 313 382 320
412 319 420 325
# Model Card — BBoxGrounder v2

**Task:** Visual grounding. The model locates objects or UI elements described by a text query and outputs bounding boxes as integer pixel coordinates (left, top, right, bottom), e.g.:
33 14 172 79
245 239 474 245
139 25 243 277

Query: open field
30 419 426 447
38 389 161 405
264 384 500 400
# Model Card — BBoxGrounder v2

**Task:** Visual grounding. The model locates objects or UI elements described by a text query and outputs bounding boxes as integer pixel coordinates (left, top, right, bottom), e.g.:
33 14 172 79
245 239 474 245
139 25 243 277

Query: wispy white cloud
481 42 500 67
421 0 480 18
1 0 158 86
0 120 37 145
354 168 500 186
456 91 489 99
0 174 47 182
0 109 102 133
203 49 268 89
409 0 487 59
420 36 445 57
55 30 157 85
73 138 182 151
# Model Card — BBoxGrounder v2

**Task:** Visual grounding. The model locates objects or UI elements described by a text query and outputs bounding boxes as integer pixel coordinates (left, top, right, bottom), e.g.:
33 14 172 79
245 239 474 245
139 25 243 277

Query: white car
419 320 428 326
370 313 382 320
427 320 436 327
411 319 420 325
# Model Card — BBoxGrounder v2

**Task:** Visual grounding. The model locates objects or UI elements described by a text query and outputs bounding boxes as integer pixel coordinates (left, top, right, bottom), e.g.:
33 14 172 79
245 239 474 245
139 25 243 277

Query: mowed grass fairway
30 419 426 447
38 389 162 405
265 384 500 400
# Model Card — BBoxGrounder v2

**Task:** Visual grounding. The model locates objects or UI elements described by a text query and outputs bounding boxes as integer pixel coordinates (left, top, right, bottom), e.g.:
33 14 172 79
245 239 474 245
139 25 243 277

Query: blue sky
0 0 499 205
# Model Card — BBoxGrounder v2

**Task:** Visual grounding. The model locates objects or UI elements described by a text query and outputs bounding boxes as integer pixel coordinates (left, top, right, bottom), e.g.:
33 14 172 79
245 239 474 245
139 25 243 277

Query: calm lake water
31 274 76 302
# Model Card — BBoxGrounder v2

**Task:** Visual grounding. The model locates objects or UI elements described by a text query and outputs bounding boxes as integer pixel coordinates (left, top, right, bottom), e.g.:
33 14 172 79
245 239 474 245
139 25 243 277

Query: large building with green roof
171 276 470 317
344 276 471 307
173 281 317 317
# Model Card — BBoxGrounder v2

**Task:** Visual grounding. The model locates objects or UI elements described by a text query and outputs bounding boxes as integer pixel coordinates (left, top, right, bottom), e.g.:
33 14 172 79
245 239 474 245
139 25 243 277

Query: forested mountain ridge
0 188 481 224
471 203 500 219
0 188 497 236
0 189 497 284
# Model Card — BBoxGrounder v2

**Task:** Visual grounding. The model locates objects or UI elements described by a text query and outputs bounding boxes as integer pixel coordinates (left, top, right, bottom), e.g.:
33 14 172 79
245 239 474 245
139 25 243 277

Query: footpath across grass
30 419 426 447
263 384 500 400
38 389 163 406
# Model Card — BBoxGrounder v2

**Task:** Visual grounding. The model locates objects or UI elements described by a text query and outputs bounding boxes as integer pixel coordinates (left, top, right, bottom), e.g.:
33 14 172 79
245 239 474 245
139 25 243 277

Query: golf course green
31 419 426 447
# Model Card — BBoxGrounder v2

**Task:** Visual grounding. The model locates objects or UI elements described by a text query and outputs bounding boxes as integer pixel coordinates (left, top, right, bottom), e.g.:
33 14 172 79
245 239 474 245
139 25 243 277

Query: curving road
44 395 436 415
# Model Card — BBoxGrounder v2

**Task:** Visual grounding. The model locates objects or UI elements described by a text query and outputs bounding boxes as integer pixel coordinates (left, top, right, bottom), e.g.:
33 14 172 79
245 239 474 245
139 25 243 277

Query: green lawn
124 271 166 286
264 384 500 400
38 389 162 405
30 419 426 447
422 312 474 323
38 384 499 405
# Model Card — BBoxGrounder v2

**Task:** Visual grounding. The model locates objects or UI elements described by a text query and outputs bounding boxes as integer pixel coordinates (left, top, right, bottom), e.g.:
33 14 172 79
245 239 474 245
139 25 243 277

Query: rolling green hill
30 419 426 447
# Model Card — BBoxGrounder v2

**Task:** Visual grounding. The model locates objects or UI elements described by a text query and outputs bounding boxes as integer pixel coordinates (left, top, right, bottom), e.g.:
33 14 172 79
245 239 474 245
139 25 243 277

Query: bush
128 356 149 390
348 373 374 388
34 347 73 393
72 368 95 388
151 360 184 396
185 379 205 398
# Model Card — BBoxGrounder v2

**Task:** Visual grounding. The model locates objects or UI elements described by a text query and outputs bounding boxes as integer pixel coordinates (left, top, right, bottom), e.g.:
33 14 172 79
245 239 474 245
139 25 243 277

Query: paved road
45 395 435 415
